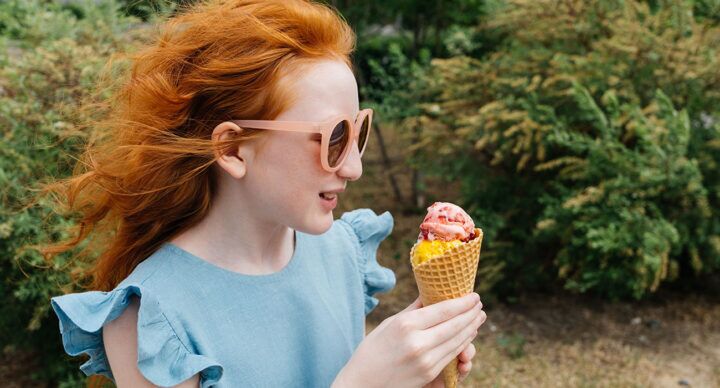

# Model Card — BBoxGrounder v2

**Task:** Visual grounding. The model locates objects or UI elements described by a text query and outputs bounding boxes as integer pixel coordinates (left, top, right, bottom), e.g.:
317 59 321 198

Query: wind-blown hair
36 0 355 291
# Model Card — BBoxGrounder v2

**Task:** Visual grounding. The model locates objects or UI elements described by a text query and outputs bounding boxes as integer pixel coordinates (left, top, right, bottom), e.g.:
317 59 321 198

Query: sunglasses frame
230 108 373 172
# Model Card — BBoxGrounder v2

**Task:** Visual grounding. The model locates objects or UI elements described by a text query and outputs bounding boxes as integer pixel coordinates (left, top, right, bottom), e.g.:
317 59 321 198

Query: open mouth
319 192 338 200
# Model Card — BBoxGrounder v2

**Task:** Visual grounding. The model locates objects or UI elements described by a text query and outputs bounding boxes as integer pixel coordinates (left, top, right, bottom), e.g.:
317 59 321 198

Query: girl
47 1 486 387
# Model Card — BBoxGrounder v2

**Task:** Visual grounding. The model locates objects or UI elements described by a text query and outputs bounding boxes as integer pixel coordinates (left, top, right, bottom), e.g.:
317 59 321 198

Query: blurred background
1 0 719 386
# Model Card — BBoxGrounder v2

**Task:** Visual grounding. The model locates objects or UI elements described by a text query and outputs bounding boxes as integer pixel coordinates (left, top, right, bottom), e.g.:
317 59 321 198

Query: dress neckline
161 231 304 283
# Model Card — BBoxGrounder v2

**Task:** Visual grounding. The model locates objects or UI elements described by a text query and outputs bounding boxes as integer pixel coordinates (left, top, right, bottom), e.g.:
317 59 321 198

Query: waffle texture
410 228 484 388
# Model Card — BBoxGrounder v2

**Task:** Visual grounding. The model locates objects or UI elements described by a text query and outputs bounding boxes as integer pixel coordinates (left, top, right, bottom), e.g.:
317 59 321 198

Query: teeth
321 193 337 200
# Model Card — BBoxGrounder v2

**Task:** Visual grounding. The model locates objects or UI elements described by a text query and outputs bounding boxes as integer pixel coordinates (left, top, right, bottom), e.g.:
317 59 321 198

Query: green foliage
538 88 709 298
496 332 526 359
692 0 720 23
116 0 183 21
409 0 720 299
0 0 143 384
363 40 431 121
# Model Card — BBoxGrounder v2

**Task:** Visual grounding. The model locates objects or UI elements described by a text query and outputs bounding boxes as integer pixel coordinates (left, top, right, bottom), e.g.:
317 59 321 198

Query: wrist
333 359 368 388
331 367 353 388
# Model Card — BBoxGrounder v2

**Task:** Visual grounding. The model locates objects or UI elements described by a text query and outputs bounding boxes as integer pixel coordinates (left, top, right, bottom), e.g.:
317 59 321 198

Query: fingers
426 335 475 383
430 309 485 375
458 344 477 381
448 336 475 373
458 360 472 381
421 314 482 379
421 299 483 348
458 343 476 363
400 296 423 313
403 295 484 385
406 292 480 329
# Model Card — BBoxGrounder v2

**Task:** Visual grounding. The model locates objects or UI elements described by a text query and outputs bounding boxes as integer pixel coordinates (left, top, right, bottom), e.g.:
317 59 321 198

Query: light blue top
50 209 396 388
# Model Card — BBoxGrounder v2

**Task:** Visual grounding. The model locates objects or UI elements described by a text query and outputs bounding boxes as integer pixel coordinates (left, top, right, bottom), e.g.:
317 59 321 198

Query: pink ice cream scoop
418 202 475 242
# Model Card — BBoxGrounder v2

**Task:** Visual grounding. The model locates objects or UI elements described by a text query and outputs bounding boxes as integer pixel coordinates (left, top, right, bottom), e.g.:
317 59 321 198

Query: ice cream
419 202 475 241
412 202 477 266
410 201 484 388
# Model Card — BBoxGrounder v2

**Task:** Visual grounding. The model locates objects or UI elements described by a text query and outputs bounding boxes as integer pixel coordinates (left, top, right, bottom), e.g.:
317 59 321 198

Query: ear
212 121 251 180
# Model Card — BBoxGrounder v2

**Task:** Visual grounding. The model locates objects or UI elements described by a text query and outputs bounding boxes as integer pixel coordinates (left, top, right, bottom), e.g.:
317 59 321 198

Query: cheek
262 143 335 233
262 135 323 172
252 139 325 204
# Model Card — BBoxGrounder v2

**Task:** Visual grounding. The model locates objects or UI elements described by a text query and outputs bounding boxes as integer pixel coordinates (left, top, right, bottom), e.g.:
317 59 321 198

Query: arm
103 295 200 388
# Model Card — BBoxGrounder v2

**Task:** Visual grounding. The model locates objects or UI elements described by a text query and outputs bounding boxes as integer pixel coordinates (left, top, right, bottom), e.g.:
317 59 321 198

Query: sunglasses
231 108 372 172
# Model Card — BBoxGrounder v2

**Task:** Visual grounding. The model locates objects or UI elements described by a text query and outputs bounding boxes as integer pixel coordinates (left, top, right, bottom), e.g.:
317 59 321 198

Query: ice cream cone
410 228 483 388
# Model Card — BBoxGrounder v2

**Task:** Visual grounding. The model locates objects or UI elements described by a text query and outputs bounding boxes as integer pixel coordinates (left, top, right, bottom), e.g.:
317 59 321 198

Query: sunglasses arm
230 120 324 133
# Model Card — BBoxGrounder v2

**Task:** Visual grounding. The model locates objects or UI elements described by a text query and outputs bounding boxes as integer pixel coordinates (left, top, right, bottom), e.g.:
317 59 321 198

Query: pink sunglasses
231 108 372 172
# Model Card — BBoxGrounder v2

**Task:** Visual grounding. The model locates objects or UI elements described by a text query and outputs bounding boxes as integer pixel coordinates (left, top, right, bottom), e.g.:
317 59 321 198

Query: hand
422 343 477 388
333 293 486 388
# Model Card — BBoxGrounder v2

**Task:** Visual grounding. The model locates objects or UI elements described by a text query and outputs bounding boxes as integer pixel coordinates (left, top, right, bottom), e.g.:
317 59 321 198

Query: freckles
264 133 324 177
263 141 303 168
303 142 326 174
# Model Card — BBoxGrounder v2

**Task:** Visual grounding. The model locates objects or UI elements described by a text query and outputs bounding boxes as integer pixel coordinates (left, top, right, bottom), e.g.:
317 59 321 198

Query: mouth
319 192 338 200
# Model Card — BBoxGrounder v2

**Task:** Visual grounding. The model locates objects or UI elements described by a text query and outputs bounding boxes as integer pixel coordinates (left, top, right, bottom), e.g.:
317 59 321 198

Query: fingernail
472 293 480 302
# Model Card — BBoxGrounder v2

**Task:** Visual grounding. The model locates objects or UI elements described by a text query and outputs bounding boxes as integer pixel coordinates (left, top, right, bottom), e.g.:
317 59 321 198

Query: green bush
0 0 146 383
409 0 720 299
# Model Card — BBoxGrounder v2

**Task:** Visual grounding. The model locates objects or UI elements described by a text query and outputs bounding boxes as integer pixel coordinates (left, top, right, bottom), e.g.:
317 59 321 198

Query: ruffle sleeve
50 285 223 388
340 209 397 315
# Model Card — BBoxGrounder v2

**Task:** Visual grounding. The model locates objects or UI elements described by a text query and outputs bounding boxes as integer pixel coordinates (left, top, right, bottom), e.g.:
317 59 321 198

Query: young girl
47 1 486 387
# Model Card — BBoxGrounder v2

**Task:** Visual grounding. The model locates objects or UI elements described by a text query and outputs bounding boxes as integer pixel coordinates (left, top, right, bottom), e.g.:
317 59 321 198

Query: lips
319 192 338 200
319 191 339 211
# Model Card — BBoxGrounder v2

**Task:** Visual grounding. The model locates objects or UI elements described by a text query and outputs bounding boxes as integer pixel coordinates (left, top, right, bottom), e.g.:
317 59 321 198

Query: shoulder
113 243 195 306
50 243 223 386
333 209 397 315
334 208 394 248
119 243 176 288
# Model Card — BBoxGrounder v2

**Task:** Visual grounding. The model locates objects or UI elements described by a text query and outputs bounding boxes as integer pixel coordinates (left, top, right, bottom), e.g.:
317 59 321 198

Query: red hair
35 0 355 291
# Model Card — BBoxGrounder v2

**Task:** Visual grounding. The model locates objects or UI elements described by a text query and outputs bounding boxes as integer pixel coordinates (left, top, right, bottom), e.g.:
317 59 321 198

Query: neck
169 186 295 275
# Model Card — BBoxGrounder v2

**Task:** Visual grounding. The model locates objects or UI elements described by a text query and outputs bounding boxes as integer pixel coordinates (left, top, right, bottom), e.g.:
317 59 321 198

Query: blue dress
50 209 396 388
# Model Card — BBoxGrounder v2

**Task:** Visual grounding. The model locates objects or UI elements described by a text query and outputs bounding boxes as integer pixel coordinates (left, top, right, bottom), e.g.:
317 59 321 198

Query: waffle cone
410 228 483 388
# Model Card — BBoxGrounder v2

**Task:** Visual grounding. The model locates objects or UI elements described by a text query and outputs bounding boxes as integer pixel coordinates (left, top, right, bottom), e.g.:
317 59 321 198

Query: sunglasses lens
328 120 350 168
358 115 370 154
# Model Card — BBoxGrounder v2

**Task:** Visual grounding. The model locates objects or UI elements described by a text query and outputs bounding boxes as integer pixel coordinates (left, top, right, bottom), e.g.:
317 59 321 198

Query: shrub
0 0 146 383
410 0 720 299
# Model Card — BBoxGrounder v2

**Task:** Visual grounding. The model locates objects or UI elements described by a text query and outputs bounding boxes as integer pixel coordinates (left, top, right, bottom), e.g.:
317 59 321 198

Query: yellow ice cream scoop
411 239 463 266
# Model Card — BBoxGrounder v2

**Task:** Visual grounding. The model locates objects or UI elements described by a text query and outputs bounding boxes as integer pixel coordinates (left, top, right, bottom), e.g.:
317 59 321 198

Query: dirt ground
367 284 720 387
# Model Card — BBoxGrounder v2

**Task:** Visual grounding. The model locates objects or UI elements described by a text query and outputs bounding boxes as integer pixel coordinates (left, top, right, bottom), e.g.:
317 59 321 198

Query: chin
297 212 334 235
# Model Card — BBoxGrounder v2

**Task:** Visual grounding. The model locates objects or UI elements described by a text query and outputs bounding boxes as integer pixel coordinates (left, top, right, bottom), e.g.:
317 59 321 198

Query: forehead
275 59 359 122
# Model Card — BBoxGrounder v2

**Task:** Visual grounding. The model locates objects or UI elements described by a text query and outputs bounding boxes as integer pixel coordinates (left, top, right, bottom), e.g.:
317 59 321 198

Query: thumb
401 296 423 313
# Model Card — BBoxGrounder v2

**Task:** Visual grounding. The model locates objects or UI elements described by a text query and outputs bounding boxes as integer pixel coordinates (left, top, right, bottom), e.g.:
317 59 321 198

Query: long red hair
35 0 355 291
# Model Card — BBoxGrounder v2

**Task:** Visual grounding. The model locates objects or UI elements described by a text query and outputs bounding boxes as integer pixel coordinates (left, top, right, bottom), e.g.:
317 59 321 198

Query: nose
336 139 363 181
